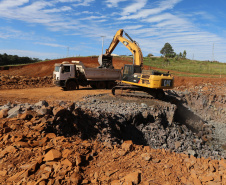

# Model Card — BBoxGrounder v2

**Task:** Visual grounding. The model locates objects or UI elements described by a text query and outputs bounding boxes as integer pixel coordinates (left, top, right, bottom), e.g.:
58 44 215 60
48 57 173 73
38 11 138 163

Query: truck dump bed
84 68 121 81
73 61 121 81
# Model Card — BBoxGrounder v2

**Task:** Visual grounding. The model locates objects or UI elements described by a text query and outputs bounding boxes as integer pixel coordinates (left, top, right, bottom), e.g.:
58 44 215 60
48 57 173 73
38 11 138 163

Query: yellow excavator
100 29 174 99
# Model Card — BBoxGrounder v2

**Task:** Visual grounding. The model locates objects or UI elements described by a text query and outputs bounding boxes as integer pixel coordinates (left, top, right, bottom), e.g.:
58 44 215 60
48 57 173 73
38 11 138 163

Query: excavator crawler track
112 84 165 100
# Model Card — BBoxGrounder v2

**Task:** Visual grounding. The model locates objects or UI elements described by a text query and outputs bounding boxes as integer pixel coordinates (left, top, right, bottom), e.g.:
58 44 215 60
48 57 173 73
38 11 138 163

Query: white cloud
43 6 72 13
0 0 29 8
159 0 182 10
56 0 80 2
0 0 81 32
73 0 94 7
79 15 106 20
193 11 216 22
119 0 182 19
35 42 67 48
0 1 54 22
0 27 23 39
124 25 143 30
121 0 147 16
145 13 174 23
105 0 128 8
82 11 93 14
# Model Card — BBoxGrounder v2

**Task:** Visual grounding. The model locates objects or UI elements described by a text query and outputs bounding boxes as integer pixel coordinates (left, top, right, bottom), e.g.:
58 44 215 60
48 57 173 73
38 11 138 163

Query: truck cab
53 61 87 90
54 62 75 87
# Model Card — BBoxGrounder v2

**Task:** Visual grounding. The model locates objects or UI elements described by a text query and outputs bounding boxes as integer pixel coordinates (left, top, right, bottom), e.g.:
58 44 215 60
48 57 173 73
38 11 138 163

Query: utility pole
101 36 106 55
67 47 69 57
212 43 215 62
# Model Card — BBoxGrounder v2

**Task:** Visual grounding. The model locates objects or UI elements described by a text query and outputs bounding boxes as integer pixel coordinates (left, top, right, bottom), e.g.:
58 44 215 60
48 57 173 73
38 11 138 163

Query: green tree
147 53 153 57
160 43 174 58
0 53 42 66
183 50 187 58
179 52 182 58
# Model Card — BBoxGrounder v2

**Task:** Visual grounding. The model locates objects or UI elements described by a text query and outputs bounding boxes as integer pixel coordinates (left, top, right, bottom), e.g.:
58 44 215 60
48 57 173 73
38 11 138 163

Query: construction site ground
0 57 225 184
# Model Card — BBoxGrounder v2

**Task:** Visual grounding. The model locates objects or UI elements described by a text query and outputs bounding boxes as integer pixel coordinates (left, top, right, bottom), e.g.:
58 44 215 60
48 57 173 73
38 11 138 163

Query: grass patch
143 57 226 76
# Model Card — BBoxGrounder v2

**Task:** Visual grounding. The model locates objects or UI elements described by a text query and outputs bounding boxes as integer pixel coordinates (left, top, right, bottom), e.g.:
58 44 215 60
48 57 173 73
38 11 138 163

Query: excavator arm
104 29 143 68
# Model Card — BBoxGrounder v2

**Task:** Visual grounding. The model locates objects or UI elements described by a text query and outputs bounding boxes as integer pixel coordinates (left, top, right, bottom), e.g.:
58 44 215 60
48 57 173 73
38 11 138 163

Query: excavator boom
105 29 143 68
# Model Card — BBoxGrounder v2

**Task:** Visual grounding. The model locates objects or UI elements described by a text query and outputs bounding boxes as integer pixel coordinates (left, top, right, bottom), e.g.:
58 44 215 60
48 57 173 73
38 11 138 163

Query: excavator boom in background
101 29 174 99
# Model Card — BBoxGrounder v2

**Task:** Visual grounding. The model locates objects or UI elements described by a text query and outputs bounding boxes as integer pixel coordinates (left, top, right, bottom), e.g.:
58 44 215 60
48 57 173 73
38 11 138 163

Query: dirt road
0 87 111 105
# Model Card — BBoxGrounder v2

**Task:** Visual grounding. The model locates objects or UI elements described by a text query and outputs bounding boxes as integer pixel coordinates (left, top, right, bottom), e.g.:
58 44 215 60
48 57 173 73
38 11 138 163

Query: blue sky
0 0 226 62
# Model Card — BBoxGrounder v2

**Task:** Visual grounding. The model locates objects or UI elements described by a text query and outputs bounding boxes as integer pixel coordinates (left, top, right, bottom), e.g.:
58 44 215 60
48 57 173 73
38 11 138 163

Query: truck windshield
55 66 60 72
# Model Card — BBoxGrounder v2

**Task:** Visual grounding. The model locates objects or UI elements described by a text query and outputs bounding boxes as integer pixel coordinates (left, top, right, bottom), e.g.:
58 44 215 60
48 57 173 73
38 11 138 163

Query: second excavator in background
100 29 174 99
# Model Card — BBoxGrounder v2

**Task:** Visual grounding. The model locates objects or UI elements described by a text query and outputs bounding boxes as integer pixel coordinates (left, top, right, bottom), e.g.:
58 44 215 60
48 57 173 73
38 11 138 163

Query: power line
67 47 69 57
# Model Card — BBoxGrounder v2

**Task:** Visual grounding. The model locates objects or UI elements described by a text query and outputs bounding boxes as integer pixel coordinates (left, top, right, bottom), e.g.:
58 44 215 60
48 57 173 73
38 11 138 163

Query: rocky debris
175 81 226 95
0 97 225 160
166 88 226 149
73 95 225 159
86 141 226 184
0 74 53 89
0 97 225 184
172 82 226 123
0 117 225 185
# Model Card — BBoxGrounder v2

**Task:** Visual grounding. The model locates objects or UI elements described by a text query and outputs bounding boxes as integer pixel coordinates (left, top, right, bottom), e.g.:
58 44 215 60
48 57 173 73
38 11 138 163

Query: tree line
160 43 187 59
148 42 187 59
0 53 42 66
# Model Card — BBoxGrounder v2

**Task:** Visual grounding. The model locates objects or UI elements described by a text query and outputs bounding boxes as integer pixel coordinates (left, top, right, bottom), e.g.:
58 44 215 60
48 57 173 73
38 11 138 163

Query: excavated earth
0 57 225 184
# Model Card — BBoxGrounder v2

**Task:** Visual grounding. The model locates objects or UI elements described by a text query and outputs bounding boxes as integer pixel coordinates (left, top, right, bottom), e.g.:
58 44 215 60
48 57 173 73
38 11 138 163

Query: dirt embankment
0 56 129 77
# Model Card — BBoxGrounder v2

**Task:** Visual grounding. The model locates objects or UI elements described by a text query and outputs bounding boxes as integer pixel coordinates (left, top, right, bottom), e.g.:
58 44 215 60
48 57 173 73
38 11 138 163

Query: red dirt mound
0 57 130 77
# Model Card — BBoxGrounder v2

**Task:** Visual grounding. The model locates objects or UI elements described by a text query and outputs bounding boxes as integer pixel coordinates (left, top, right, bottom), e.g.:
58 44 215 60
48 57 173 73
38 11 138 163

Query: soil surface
0 87 108 105
0 57 225 184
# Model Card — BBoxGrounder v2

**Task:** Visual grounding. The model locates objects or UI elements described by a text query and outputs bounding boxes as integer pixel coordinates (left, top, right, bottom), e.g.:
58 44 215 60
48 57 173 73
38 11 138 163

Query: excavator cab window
123 65 133 80
122 65 141 81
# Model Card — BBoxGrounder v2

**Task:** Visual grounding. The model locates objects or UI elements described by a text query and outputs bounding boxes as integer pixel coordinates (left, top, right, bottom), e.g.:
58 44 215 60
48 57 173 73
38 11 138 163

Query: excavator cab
122 64 141 82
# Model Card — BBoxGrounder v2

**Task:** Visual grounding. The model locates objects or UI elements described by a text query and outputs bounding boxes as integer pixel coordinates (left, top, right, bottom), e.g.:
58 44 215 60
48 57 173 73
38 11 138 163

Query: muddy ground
0 57 225 184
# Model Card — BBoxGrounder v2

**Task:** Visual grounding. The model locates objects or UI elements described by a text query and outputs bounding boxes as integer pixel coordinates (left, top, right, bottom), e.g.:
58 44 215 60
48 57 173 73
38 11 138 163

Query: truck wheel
90 82 97 89
96 81 106 89
90 84 97 89
66 81 77 91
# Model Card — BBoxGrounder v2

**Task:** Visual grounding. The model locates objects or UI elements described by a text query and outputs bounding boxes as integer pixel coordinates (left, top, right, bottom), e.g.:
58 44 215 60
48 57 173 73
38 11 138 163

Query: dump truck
53 61 121 90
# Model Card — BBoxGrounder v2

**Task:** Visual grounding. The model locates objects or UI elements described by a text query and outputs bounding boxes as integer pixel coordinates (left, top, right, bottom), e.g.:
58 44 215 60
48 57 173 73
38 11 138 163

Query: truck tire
89 82 97 89
66 80 78 91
